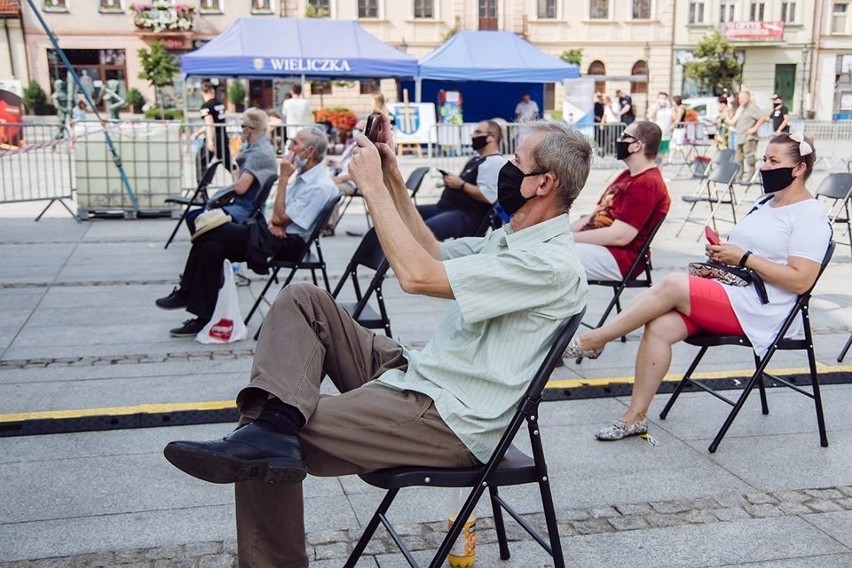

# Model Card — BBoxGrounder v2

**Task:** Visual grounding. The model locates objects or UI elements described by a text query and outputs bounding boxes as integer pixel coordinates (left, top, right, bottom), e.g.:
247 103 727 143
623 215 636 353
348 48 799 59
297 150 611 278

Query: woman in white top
564 132 831 441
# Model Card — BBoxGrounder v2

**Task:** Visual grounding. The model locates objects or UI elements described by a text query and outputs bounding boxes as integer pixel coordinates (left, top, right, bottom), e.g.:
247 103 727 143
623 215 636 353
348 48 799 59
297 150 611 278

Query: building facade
0 0 26 85
15 1 842 121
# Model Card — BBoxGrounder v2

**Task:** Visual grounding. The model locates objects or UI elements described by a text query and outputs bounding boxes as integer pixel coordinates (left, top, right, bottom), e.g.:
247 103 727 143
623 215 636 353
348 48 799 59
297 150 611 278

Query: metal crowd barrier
0 121 75 220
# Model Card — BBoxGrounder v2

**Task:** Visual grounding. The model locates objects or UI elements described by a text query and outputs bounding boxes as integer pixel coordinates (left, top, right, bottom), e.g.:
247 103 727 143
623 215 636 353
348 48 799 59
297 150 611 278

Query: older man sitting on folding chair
161 118 592 568
572 121 670 281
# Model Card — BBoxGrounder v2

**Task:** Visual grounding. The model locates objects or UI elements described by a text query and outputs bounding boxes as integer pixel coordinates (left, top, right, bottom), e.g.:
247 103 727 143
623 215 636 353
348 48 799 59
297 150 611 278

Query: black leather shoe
156 287 189 310
163 423 306 485
169 318 208 337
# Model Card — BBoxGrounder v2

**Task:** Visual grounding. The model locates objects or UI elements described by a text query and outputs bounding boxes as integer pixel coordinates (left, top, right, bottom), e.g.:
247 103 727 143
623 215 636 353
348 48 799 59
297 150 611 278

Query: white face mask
294 154 308 170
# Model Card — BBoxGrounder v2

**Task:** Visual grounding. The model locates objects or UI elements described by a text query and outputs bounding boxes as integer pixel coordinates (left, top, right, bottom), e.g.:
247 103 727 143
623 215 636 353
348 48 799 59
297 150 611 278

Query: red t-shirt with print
581 167 670 277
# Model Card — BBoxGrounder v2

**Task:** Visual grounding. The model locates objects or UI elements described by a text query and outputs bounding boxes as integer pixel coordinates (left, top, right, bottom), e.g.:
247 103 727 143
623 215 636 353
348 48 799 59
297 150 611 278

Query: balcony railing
131 2 196 33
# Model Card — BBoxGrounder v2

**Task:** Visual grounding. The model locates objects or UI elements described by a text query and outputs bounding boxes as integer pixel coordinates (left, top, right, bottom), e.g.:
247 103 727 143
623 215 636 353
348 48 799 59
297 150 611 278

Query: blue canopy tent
403 31 580 123
180 18 418 79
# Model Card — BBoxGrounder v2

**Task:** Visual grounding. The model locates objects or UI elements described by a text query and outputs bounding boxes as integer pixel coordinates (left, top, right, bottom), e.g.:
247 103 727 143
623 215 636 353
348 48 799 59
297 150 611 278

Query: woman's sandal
563 336 604 360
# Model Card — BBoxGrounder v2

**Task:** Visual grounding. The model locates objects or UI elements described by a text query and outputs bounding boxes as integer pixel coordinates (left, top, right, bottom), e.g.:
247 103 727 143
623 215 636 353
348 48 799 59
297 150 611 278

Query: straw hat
191 209 232 241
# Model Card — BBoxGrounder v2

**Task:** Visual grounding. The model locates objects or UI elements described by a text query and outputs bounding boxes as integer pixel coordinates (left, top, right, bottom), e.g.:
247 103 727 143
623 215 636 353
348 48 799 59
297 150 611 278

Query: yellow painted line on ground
2 363 850 424
0 400 236 424
547 362 852 389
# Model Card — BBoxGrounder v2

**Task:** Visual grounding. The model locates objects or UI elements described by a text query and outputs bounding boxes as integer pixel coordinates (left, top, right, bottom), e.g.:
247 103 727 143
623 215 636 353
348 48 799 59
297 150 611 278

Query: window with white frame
719 0 736 23
43 0 68 11
749 0 765 21
832 2 848 33
538 0 556 18
99 0 124 11
632 0 651 19
590 0 608 19
307 0 330 15
781 1 796 22
251 0 275 13
199 0 222 13
358 0 378 18
413 0 433 18
688 0 705 23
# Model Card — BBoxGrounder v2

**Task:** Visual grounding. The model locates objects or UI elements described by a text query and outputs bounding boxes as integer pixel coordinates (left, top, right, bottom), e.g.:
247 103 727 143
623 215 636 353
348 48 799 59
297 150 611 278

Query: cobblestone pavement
4 486 851 567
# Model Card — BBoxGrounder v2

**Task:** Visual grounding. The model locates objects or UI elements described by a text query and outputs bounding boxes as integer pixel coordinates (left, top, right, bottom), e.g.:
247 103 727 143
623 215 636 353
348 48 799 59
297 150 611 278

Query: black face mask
497 161 535 215
615 140 635 161
471 135 489 151
760 167 796 193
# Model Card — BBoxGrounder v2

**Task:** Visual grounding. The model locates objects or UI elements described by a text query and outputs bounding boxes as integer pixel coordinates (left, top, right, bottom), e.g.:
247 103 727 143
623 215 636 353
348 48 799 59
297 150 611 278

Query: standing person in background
770 94 791 135
713 96 733 150
601 94 621 157
593 93 605 155
514 93 540 121
616 89 635 125
192 82 231 174
646 93 673 164
729 91 767 182
281 84 313 143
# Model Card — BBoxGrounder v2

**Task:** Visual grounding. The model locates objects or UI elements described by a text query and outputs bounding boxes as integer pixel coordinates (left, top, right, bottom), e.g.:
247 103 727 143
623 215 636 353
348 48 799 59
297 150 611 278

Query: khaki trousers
735 138 759 180
234 283 478 568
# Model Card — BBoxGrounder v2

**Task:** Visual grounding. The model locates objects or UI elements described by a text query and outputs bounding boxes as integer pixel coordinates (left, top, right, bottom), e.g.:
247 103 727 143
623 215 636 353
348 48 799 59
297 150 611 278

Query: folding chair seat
330 227 392 336
815 172 852 256
576 215 665 363
659 242 836 453
244 195 340 328
676 161 740 239
343 308 586 568
164 159 221 249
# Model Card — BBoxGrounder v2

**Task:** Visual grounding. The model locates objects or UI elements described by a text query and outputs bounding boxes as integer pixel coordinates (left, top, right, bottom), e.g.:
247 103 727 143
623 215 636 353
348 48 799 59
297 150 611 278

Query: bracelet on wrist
738 250 752 268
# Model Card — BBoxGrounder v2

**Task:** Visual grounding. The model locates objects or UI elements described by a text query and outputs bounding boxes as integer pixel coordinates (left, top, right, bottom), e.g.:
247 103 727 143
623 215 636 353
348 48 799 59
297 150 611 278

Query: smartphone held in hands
364 112 382 143
704 226 721 246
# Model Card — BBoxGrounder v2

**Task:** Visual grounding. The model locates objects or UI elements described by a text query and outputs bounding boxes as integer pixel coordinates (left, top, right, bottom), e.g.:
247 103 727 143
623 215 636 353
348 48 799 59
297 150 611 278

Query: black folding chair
405 166 431 205
676 160 740 239
331 228 393 337
164 159 221 249
659 242 836 453
576 215 665 363
244 195 341 329
815 172 852 256
343 308 586 568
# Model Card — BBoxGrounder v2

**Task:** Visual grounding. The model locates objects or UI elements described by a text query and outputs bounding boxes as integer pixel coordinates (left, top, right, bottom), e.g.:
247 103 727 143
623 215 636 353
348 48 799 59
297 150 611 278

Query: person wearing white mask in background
155 126 337 337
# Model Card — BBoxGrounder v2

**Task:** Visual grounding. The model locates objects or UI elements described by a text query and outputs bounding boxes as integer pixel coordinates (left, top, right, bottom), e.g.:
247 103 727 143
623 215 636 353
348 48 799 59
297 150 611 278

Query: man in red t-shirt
572 121 670 280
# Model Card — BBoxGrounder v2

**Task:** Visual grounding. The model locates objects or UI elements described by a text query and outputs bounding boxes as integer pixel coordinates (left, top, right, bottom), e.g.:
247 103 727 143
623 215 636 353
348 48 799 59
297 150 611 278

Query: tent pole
415 78 422 103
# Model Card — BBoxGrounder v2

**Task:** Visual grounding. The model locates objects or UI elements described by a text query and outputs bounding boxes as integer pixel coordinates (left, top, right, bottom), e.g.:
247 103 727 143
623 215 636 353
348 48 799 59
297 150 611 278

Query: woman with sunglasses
565 133 831 441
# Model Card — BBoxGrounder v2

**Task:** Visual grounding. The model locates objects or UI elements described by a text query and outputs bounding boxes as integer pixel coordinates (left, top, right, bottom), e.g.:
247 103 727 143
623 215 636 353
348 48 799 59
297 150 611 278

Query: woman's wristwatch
738 250 753 268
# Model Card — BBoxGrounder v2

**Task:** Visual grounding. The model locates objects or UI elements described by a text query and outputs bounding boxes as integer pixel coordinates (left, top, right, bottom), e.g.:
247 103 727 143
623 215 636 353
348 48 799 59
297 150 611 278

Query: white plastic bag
196 259 248 344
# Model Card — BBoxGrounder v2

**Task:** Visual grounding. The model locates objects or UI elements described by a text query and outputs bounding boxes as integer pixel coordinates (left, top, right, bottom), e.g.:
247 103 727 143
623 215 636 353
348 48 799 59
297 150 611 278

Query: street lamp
800 45 810 118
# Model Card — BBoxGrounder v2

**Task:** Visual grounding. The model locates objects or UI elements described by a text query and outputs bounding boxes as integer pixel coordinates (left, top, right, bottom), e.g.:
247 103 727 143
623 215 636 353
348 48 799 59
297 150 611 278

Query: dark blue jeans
417 204 482 240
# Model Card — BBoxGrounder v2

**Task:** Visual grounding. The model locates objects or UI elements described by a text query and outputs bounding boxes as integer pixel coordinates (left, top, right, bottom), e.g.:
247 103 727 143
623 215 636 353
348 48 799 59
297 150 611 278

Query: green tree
228 81 246 112
137 41 179 118
560 49 583 66
683 31 741 96
22 80 47 113
304 3 329 17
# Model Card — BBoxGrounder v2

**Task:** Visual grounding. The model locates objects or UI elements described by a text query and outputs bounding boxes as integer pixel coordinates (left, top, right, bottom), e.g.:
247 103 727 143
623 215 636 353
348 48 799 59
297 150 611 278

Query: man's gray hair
303 126 329 159
522 121 592 213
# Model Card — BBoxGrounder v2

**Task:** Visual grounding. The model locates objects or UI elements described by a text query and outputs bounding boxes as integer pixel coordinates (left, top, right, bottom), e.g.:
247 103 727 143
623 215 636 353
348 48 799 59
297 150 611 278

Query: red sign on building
723 21 785 41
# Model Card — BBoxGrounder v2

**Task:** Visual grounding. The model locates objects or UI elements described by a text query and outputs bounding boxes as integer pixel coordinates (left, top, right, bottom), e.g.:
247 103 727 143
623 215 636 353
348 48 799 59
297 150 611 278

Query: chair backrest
198 159 222 195
708 161 740 185
331 227 391 323
711 149 736 166
621 213 666 282
815 172 852 201
306 194 342 243
251 174 279 213
478 308 586 469
405 166 431 198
